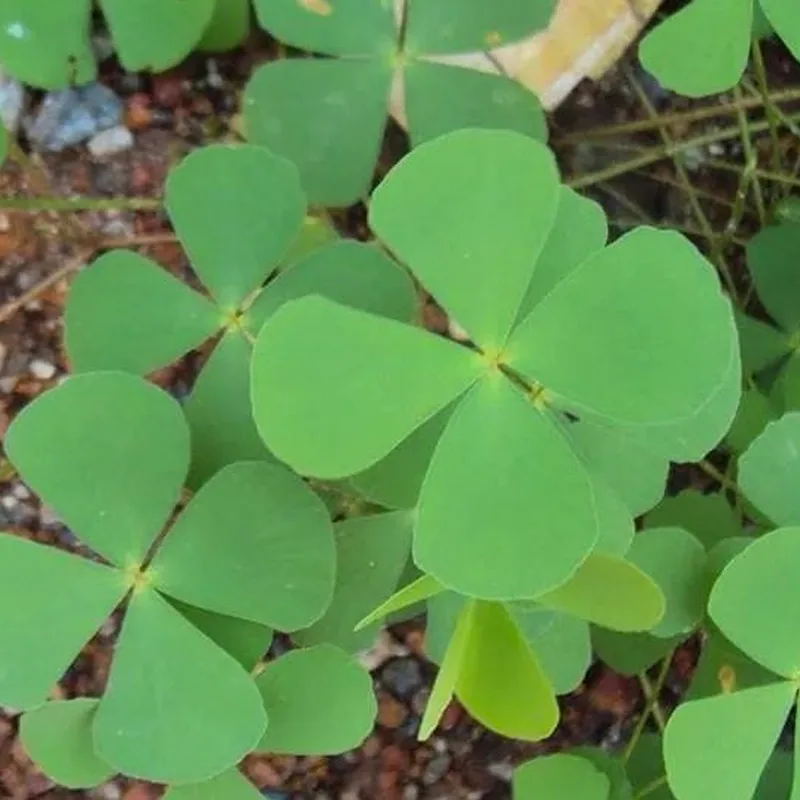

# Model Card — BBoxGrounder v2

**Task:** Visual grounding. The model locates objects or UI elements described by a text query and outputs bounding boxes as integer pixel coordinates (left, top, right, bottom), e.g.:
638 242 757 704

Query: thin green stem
0 195 161 212
622 65 738 302
742 75 800 140
555 86 800 143
623 652 673 763
749 39 783 176
634 774 669 799
596 183 654 223
638 672 667 732
704 156 800 188
609 216 746 247
566 111 800 190
731 83 766 224
699 459 744 498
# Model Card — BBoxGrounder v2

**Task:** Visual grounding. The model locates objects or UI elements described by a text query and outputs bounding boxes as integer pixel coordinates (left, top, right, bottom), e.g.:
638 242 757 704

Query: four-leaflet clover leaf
251 128 739 602
244 0 555 206
639 0 799 97
1 371 337 783
20 644 376 794
65 144 415 488
0 0 218 89
663 415 800 797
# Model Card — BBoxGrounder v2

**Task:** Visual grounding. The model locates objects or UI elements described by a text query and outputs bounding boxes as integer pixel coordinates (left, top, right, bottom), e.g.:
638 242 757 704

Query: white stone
29 358 56 380
88 125 134 158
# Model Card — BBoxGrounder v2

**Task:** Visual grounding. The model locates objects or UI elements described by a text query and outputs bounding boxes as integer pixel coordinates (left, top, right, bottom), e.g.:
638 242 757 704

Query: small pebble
0 68 25 133
26 83 122 152
88 125 134 158
29 358 56 380
382 657 423 698
423 754 451 785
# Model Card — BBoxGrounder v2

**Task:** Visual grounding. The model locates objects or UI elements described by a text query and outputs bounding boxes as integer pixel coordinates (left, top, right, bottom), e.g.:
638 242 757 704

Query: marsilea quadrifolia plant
1 129 741 796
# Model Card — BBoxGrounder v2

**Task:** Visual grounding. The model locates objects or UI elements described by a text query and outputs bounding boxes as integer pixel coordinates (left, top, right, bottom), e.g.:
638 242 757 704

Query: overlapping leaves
358 544 664 742
2 371 339 783
245 0 555 205
665 527 800 798
251 128 740 602
0 0 225 88
65 144 413 487
639 0 799 97
663 415 800 797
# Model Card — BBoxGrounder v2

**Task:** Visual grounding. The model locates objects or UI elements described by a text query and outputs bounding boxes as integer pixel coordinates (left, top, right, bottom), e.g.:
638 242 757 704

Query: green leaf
513 753 609 800
626 527 708 638
405 0 556 52
198 0 251 51
356 573 445 632
245 59 392 207
281 213 339 267
508 228 736 426
0 0 95 89
0 536 125 709
455 601 558 741
184 332 275 489
536 553 665 632
420 597 473 739
20 699 114 789
761 0 800 61
514 187 608 325
296 511 412 652
709 527 800 678
370 129 560 351
415 376 597 599
170 600 273 672
748 224 800 333
625 734 671 800
758 751 795 800
5 372 189 567
94 587 266 783
664 681 795 800
563 416 668 518
627 335 742 462
100 0 215 71
166 144 306 308
573 747 634 800
348 402 453 510
740 413 800 526
245 240 417 334
686 630 776 702
585 474 635 558
644 490 740 551
704 537 753 588
775 352 800 412
151 462 335 631
0 123 8 165
592 627 684 677
252 0 396 56
726 388 778 453
65 250 221 375
251 296 482 478
735 309 790 375
163 769 261 799
255 645 376 754
510 606 591 694
405 61 546 146
639 0 752 97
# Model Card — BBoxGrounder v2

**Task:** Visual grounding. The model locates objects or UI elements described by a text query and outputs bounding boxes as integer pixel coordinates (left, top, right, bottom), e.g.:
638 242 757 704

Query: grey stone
26 82 122 152
0 69 25 133
382 657 423 697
